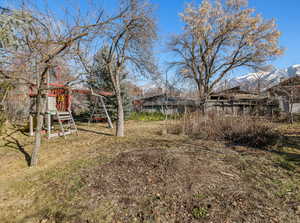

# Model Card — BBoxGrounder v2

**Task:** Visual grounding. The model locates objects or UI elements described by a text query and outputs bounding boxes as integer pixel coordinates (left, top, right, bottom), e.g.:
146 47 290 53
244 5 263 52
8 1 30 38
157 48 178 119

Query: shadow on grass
77 127 114 136
273 150 300 167
272 135 300 169
0 130 31 166
281 135 300 151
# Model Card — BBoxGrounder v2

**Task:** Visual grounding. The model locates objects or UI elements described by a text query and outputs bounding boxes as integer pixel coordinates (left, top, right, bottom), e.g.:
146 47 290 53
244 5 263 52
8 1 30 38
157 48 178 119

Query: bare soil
79 148 297 223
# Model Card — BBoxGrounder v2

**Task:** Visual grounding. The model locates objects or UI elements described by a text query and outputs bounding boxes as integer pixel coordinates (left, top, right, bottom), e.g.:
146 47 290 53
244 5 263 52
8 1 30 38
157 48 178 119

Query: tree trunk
116 92 124 137
196 82 208 116
289 99 294 124
201 101 206 116
30 93 45 166
181 105 187 135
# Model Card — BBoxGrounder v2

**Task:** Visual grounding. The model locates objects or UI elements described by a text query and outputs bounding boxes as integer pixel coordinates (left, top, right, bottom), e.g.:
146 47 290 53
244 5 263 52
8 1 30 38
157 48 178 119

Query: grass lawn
0 120 299 222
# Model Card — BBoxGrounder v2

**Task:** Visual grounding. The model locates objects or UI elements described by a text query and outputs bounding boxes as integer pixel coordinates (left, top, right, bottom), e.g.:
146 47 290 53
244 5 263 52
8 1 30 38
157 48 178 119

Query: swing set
29 67 113 139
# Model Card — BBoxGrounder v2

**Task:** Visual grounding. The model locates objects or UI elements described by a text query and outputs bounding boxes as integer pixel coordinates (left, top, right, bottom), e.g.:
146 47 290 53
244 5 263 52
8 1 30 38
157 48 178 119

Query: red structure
29 64 113 113
30 84 112 112
29 83 71 112
49 85 71 111
29 84 113 138
28 65 114 138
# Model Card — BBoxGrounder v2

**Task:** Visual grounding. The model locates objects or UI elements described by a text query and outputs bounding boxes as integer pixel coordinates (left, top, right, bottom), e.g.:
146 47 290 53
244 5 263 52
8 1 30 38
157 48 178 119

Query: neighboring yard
0 121 300 222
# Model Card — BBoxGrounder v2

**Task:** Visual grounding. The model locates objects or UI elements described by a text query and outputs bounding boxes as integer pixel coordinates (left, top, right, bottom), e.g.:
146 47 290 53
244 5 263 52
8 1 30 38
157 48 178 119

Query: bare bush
169 112 280 149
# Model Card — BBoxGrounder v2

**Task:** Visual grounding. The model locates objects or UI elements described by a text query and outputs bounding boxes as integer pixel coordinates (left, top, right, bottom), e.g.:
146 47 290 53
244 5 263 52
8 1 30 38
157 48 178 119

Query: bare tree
169 0 283 112
252 65 276 93
252 71 267 93
0 3 126 166
78 0 157 137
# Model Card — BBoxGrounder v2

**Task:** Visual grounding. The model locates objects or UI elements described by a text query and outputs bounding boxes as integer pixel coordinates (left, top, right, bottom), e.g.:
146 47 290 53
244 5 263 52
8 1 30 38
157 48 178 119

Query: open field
0 121 300 222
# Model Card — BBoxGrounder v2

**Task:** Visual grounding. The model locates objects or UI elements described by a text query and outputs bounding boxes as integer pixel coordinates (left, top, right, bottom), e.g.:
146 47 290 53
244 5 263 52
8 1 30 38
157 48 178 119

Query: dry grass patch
169 112 280 149
13 145 300 223
0 120 299 222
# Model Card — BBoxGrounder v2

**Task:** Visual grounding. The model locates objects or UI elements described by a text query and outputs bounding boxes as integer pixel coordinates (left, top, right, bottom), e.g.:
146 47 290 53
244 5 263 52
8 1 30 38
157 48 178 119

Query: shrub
129 112 180 121
192 207 208 219
168 112 280 149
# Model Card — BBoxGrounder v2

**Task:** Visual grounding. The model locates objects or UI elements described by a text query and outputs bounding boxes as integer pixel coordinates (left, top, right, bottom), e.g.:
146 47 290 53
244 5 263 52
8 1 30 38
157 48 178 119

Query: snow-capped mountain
287 64 300 76
218 64 300 91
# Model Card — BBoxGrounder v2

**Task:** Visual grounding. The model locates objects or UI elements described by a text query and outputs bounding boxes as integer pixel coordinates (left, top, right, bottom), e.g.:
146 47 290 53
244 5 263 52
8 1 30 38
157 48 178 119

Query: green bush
192 207 208 219
129 112 181 121
129 112 165 121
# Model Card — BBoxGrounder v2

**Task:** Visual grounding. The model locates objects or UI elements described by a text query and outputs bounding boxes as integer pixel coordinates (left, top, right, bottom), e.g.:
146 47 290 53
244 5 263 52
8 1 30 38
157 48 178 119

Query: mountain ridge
218 64 300 91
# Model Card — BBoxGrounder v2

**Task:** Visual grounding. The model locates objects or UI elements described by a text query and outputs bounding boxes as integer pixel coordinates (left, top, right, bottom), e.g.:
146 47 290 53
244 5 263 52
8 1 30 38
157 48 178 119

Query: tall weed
169 112 280 149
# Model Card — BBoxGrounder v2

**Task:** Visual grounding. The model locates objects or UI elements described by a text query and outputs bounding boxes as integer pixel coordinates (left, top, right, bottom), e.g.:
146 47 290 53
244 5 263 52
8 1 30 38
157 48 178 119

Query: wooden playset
29 66 113 139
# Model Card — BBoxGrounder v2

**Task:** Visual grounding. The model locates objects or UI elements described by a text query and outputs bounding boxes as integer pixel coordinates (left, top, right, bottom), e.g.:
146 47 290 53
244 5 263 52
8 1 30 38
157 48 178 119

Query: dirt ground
0 121 300 222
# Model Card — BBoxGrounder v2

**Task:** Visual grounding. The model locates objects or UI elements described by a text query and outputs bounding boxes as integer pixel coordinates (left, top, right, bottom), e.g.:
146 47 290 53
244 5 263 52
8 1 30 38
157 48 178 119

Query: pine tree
88 46 132 121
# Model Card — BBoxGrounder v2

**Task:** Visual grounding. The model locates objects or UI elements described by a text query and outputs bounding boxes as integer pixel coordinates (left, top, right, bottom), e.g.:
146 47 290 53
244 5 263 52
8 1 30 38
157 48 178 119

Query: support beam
29 114 34 136
99 96 113 129
46 113 51 139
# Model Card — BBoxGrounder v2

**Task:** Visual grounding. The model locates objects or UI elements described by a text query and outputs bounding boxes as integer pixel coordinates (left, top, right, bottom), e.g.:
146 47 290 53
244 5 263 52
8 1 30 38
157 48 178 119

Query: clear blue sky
2 0 300 73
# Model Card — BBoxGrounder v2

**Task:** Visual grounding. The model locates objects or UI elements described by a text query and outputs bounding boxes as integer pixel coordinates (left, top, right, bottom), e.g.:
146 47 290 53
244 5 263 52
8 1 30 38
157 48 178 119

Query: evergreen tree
88 46 132 121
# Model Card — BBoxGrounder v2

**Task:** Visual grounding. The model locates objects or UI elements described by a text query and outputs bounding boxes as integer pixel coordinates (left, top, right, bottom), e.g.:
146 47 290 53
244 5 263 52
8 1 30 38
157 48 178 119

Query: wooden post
271 106 274 121
47 113 51 139
29 114 34 136
181 105 187 135
46 66 50 138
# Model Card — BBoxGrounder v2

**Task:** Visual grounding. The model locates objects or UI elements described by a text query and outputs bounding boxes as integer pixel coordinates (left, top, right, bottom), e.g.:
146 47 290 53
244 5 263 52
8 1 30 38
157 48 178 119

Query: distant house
266 76 300 114
133 86 282 116
133 94 196 114
207 86 277 115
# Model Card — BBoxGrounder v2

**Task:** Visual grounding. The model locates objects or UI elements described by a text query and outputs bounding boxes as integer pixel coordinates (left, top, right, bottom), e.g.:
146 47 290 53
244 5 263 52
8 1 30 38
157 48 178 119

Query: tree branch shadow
77 127 114 136
273 135 300 169
281 135 300 151
2 135 31 166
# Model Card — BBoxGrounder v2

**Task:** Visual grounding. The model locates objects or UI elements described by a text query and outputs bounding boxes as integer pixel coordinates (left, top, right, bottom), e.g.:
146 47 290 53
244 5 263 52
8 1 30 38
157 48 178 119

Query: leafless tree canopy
169 0 283 102
0 1 130 166
76 0 158 137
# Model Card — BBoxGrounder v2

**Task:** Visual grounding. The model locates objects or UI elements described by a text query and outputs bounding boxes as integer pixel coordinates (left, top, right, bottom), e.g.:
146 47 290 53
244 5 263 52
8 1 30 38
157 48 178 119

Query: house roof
213 86 256 95
210 86 263 101
72 89 113 97
137 93 192 101
135 93 197 106
266 76 300 91
137 93 167 101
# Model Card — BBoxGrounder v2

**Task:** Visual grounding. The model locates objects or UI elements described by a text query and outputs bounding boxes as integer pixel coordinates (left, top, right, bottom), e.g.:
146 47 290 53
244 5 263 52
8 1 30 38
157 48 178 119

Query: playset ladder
54 110 78 139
